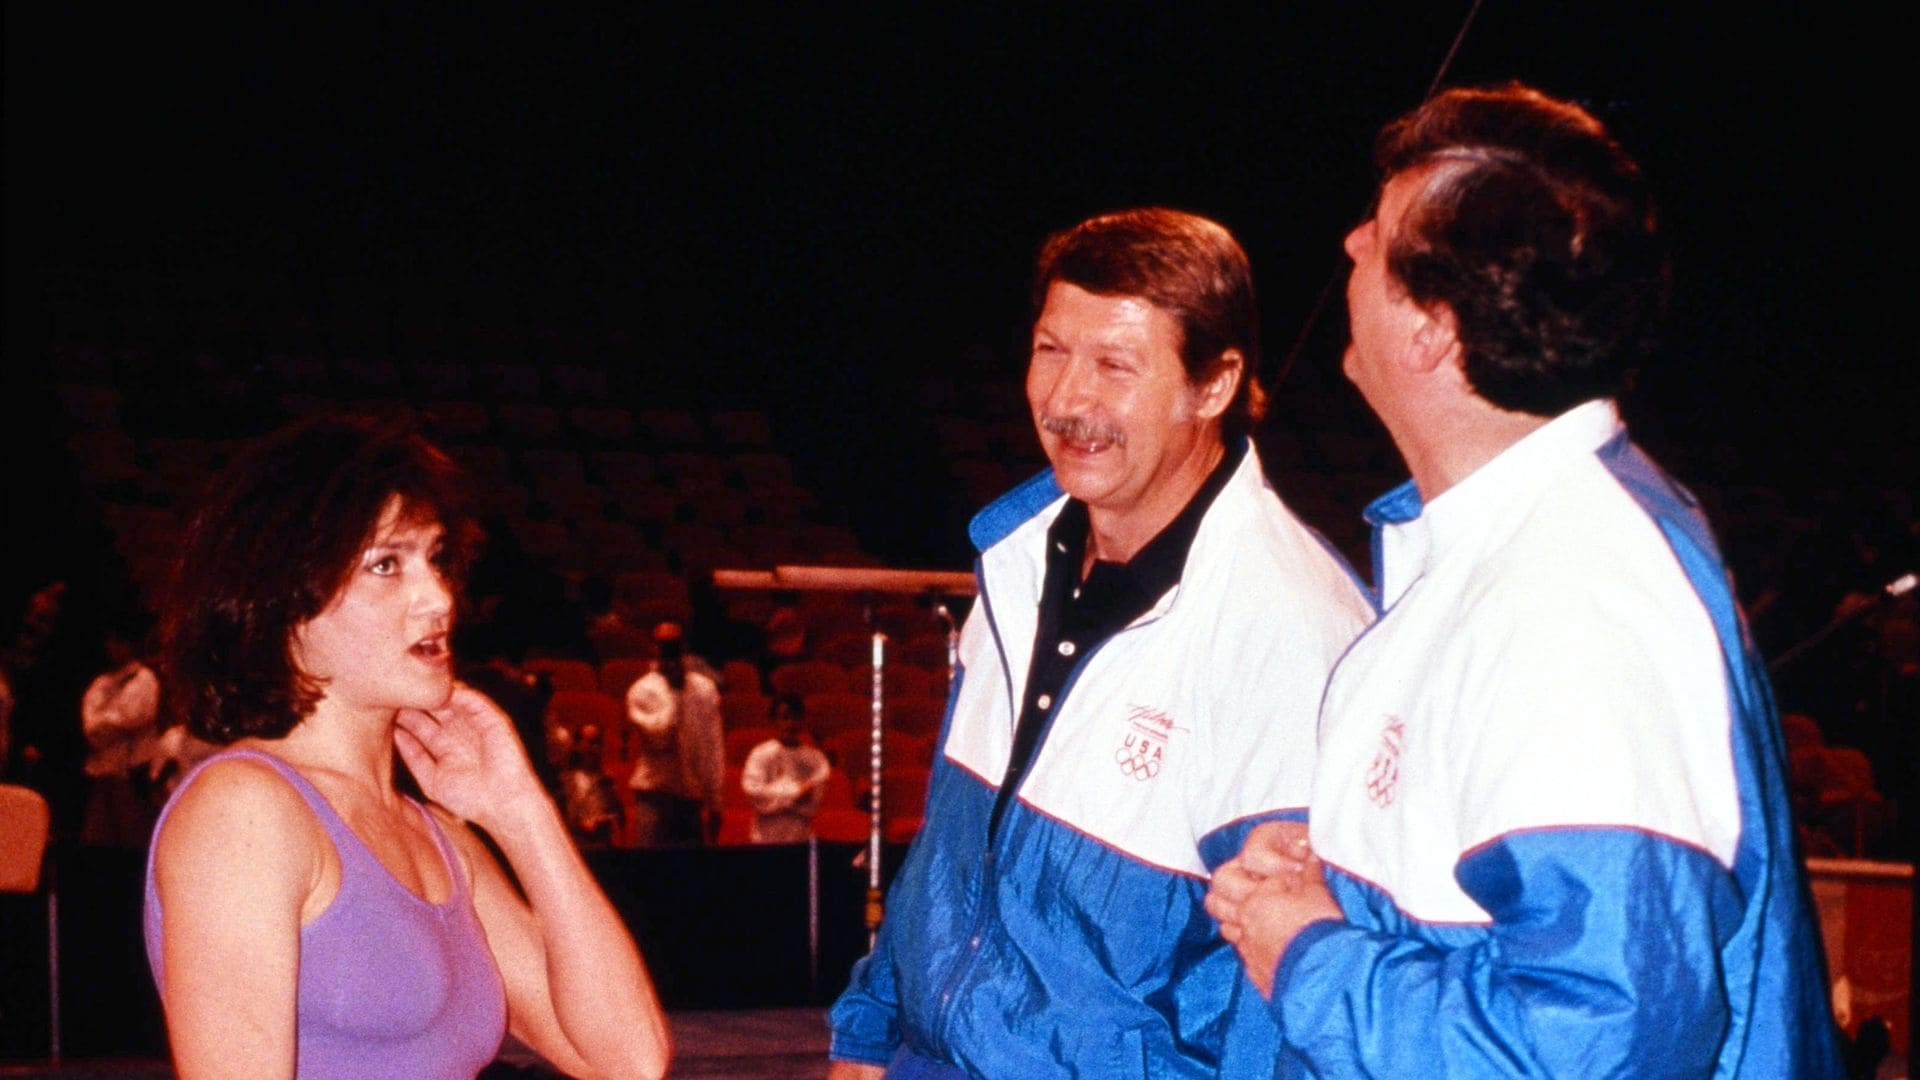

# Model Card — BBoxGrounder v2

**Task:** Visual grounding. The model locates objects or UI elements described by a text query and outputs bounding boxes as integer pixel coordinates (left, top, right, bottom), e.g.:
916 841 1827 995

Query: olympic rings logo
1116 742 1162 781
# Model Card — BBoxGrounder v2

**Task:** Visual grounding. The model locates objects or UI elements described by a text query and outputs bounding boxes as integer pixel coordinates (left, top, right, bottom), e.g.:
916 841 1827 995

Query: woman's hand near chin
394 683 547 834
404 683 672 1079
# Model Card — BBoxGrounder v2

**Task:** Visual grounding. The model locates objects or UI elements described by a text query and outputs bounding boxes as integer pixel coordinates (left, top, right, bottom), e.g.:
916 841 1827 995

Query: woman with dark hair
144 415 669 1080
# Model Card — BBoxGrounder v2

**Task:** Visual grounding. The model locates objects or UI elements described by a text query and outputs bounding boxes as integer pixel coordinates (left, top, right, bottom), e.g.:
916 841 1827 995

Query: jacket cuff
828 1033 896 1067
1269 917 1346 1019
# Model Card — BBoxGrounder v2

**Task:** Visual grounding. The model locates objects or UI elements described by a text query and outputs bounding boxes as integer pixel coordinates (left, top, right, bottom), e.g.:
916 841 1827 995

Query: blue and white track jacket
1276 400 1842 1078
830 447 1373 1078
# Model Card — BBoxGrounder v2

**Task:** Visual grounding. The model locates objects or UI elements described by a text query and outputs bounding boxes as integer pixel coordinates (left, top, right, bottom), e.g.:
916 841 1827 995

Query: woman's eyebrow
368 527 445 554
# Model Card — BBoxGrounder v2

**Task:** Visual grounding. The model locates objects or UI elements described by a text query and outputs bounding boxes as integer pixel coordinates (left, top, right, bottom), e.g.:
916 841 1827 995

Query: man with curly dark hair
1208 84 1843 1078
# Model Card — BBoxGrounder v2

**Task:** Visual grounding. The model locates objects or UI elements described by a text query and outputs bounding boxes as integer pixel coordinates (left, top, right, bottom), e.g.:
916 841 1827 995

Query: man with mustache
829 209 1373 1078
1206 84 1843 1076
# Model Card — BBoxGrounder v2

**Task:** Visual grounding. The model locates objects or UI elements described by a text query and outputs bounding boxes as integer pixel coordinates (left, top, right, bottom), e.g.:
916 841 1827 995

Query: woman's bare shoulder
155 754 323 878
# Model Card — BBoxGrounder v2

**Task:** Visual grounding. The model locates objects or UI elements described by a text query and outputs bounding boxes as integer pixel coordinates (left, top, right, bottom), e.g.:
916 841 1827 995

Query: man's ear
1191 349 1244 421
1408 304 1462 375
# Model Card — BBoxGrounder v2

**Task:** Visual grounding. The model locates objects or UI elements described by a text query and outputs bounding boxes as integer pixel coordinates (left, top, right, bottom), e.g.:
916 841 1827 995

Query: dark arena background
3 4 1914 1077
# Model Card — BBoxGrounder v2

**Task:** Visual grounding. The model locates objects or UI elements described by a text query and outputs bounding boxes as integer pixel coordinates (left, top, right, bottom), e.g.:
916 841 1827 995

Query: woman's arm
398 686 670 1080
151 757 319 1080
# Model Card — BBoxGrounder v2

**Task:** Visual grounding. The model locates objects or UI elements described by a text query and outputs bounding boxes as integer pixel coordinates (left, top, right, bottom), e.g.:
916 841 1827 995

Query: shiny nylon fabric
832 450 1372 1078
1268 426 1842 1078
1601 435 1842 1077
1278 830 1744 1077
832 746 1283 1078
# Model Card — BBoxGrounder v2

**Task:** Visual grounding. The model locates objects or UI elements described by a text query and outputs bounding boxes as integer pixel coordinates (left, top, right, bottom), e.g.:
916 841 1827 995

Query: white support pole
865 629 888 949
807 835 821 998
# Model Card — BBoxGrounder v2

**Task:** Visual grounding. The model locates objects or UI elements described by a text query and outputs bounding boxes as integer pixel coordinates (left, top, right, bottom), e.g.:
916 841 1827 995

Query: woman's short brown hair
160 414 473 744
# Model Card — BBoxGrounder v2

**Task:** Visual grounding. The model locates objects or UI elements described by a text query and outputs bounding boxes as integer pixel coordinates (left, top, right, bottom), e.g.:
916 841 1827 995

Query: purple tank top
144 749 507 1079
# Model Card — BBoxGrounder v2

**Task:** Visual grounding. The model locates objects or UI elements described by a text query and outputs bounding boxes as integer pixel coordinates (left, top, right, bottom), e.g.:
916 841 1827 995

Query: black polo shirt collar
1044 436 1246 613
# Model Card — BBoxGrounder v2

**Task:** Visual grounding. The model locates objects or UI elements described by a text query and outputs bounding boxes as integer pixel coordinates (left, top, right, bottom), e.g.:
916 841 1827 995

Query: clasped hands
1204 820 1344 998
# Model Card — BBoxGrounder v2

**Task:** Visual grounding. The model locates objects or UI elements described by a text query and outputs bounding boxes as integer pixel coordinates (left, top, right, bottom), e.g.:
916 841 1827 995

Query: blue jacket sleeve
1270 828 1743 1078
1196 810 1300 1077
828 904 903 1065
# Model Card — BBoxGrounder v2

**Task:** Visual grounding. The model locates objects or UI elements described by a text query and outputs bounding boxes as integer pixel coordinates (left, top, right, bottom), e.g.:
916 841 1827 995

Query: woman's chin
420 678 457 711
394 673 457 714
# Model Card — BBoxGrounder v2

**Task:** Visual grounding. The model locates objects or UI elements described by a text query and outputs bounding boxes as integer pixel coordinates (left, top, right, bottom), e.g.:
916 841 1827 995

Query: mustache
1040 414 1127 447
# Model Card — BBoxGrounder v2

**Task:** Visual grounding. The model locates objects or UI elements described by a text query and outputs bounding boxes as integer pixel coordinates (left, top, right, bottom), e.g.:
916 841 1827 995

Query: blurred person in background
741 693 831 843
79 621 162 846
624 620 724 846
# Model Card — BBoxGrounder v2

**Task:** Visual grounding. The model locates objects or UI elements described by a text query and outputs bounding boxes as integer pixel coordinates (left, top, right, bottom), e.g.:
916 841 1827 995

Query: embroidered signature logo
1365 716 1405 807
1115 705 1171 781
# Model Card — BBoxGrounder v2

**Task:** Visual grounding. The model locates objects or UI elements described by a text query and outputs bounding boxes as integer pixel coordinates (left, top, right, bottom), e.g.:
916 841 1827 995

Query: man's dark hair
161 414 474 744
1375 82 1666 416
1032 207 1266 440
